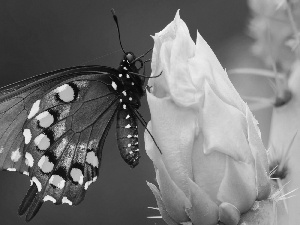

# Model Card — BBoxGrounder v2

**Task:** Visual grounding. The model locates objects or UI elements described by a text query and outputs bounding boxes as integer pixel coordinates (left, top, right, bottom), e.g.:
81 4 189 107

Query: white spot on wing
62 197 73 205
38 155 54 173
123 104 127 109
11 148 21 162
127 134 132 138
70 168 84 185
7 168 16 171
34 134 50 150
23 171 29 176
111 81 117 90
28 100 41 119
126 74 130 79
49 175 65 189
23 129 32 144
36 111 54 128
43 195 56 203
122 91 127 96
129 97 132 101
25 152 34 167
86 152 99 167
84 181 93 190
0 146 3 153
125 124 131 128
84 177 97 190
128 143 131 147
125 114 130 119
119 74 122 77
56 84 75 102
123 67 128 70
31 177 42 192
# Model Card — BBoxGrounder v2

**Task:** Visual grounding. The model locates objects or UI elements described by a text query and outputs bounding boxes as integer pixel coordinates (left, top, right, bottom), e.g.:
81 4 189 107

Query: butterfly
0 9 160 222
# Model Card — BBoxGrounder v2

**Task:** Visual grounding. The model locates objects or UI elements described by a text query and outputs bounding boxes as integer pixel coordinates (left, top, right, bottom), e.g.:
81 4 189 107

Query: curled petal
185 178 218 225
147 182 179 225
217 156 257 213
219 202 240 225
155 156 190 222
145 120 190 223
246 107 271 200
146 93 197 195
167 20 196 106
202 81 254 163
195 31 246 114
150 10 200 107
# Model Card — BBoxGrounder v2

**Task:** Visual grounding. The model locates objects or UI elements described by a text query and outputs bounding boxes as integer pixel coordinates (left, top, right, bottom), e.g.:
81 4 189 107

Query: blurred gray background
0 1 268 225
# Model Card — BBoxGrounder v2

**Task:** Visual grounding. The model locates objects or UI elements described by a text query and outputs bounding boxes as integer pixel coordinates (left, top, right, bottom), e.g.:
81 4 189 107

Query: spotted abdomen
116 104 140 168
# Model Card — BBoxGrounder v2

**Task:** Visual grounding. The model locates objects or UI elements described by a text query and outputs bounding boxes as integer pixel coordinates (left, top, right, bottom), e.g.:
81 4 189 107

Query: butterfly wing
0 66 123 221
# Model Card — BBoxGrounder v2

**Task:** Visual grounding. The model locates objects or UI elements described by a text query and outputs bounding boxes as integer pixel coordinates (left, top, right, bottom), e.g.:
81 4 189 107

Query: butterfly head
125 52 135 63
120 52 142 71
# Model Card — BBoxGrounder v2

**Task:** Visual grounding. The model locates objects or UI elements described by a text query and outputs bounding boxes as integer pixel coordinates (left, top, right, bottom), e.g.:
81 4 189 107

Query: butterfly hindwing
0 66 128 220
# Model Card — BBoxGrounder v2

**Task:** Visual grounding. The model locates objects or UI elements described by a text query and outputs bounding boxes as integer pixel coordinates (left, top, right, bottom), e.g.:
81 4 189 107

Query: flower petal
146 93 197 194
150 10 200 107
185 178 218 225
145 119 190 223
238 200 275 224
246 107 271 200
218 202 240 225
155 161 190 223
147 182 179 225
195 31 246 114
167 20 197 106
202 81 254 163
217 156 257 213
192 135 226 203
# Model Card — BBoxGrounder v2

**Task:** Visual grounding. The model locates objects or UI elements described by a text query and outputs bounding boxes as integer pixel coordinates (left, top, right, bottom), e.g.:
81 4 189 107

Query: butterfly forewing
0 67 118 173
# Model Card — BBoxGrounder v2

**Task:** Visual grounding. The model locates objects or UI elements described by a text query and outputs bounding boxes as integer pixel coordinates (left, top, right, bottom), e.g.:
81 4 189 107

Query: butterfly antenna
111 9 126 54
132 48 153 64
132 108 162 154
